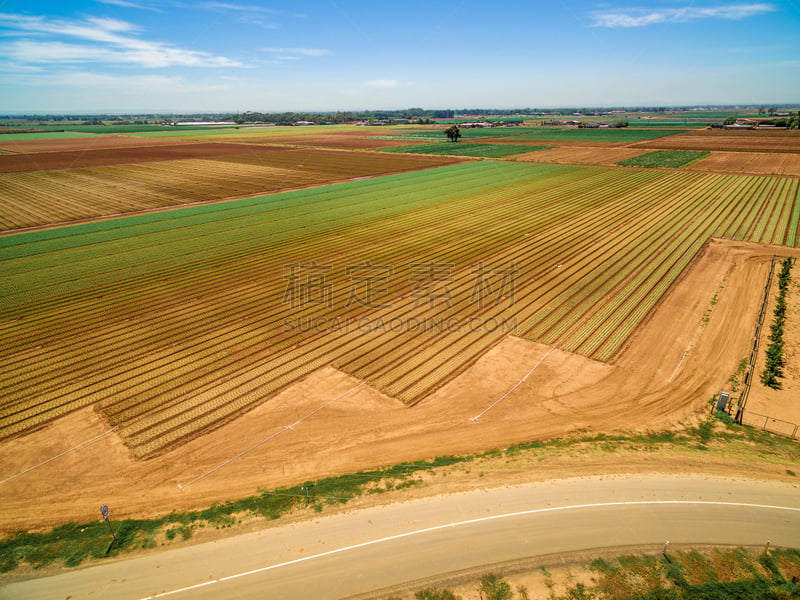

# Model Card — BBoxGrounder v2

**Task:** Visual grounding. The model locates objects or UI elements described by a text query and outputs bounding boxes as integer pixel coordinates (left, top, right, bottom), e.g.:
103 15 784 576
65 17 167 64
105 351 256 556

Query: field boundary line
0 426 118 485
470 345 556 422
178 380 370 490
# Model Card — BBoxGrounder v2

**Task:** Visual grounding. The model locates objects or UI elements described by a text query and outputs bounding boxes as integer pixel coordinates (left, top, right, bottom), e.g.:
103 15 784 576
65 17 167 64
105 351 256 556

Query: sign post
100 504 117 554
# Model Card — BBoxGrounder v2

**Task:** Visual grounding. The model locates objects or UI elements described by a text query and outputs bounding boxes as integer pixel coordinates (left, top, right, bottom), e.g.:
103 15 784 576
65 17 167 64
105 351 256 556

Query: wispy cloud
0 60 43 73
366 79 398 88
95 0 163 12
197 2 305 28
199 2 305 18
0 13 241 67
590 3 776 27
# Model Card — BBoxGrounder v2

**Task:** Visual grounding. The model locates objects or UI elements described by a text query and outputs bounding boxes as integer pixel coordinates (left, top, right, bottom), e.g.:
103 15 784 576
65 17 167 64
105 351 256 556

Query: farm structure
2 161 799 458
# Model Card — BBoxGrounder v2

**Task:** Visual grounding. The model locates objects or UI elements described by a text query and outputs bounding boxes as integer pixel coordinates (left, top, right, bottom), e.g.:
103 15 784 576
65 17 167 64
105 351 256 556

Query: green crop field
504 128 689 144
381 142 554 158
0 131 98 140
2 161 799 457
618 150 712 168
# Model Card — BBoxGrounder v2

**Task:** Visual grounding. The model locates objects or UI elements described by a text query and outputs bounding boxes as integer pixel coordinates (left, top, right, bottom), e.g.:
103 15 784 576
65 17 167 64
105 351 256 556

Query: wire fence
739 409 799 440
734 255 776 422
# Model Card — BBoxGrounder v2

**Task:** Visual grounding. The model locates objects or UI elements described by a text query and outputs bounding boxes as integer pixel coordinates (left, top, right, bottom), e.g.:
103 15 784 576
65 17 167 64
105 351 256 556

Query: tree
445 124 461 142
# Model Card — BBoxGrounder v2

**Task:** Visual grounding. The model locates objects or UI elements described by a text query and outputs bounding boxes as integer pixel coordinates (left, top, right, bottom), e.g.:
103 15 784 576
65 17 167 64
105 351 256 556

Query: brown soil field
0 135 196 155
744 255 800 429
513 146 650 165
691 152 800 176
0 142 291 173
636 130 800 153
0 148 462 230
0 239 788 532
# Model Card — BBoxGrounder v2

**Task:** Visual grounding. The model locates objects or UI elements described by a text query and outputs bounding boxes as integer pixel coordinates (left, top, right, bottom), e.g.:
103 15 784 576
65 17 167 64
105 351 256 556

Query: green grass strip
511 129 689 143
0 131 97 140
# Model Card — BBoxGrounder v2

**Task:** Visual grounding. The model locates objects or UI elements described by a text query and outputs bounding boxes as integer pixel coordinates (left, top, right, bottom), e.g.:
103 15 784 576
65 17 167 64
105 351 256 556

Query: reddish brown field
0 142 289 173
636 130 800 153
691 152 800 176
0 135 196 154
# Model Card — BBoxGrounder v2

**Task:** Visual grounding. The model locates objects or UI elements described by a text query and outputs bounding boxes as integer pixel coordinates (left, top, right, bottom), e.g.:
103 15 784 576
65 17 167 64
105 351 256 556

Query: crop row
3 162 800 456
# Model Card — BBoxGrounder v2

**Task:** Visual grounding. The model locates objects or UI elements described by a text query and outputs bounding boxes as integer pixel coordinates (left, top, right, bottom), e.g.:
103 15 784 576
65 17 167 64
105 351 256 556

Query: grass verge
398 547 800 600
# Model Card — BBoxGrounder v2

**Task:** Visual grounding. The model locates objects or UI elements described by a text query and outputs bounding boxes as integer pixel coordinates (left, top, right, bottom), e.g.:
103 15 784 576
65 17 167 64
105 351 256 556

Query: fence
734 255 776 421
739 409 799 440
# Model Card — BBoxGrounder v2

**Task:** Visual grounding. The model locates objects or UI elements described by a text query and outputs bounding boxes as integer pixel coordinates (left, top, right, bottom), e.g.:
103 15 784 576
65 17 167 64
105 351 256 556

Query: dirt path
0 239 795 532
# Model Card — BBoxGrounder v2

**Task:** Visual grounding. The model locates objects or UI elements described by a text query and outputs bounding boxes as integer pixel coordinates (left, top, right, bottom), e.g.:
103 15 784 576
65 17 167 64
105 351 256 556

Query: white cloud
590 3 776 27
0 13 242 68
366 79 398 88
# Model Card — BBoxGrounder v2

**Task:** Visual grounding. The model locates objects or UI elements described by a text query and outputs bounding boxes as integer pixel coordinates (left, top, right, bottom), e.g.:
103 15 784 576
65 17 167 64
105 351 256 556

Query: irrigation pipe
178 380 370 490
470 345 556 422
0 427 118 485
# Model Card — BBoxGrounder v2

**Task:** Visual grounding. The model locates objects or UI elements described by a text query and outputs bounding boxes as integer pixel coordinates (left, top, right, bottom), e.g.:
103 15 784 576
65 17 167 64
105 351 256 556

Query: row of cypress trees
760 257 794 389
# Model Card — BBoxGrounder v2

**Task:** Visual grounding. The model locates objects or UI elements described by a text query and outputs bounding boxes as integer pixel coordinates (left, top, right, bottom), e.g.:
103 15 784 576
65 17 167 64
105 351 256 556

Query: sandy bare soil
745 255 800 428
0 239 792 533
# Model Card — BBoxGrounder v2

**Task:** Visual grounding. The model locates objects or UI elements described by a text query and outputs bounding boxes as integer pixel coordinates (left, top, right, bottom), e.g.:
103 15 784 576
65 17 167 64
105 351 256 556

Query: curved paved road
2 474 799 600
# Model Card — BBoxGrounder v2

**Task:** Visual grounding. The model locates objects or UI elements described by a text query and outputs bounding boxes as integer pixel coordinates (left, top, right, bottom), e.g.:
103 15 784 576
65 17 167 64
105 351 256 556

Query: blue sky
0 1 798 113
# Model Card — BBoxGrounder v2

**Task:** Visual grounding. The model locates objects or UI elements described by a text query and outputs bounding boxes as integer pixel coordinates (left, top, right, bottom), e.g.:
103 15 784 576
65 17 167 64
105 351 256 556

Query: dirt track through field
0 239 791 532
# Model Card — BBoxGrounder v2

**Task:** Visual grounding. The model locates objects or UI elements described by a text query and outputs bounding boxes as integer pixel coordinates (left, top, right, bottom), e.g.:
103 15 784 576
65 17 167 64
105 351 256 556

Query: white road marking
135 499 800 599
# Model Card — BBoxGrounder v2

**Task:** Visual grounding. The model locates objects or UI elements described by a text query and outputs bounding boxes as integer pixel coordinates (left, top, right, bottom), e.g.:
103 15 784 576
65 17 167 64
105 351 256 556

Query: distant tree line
226 109 456 125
